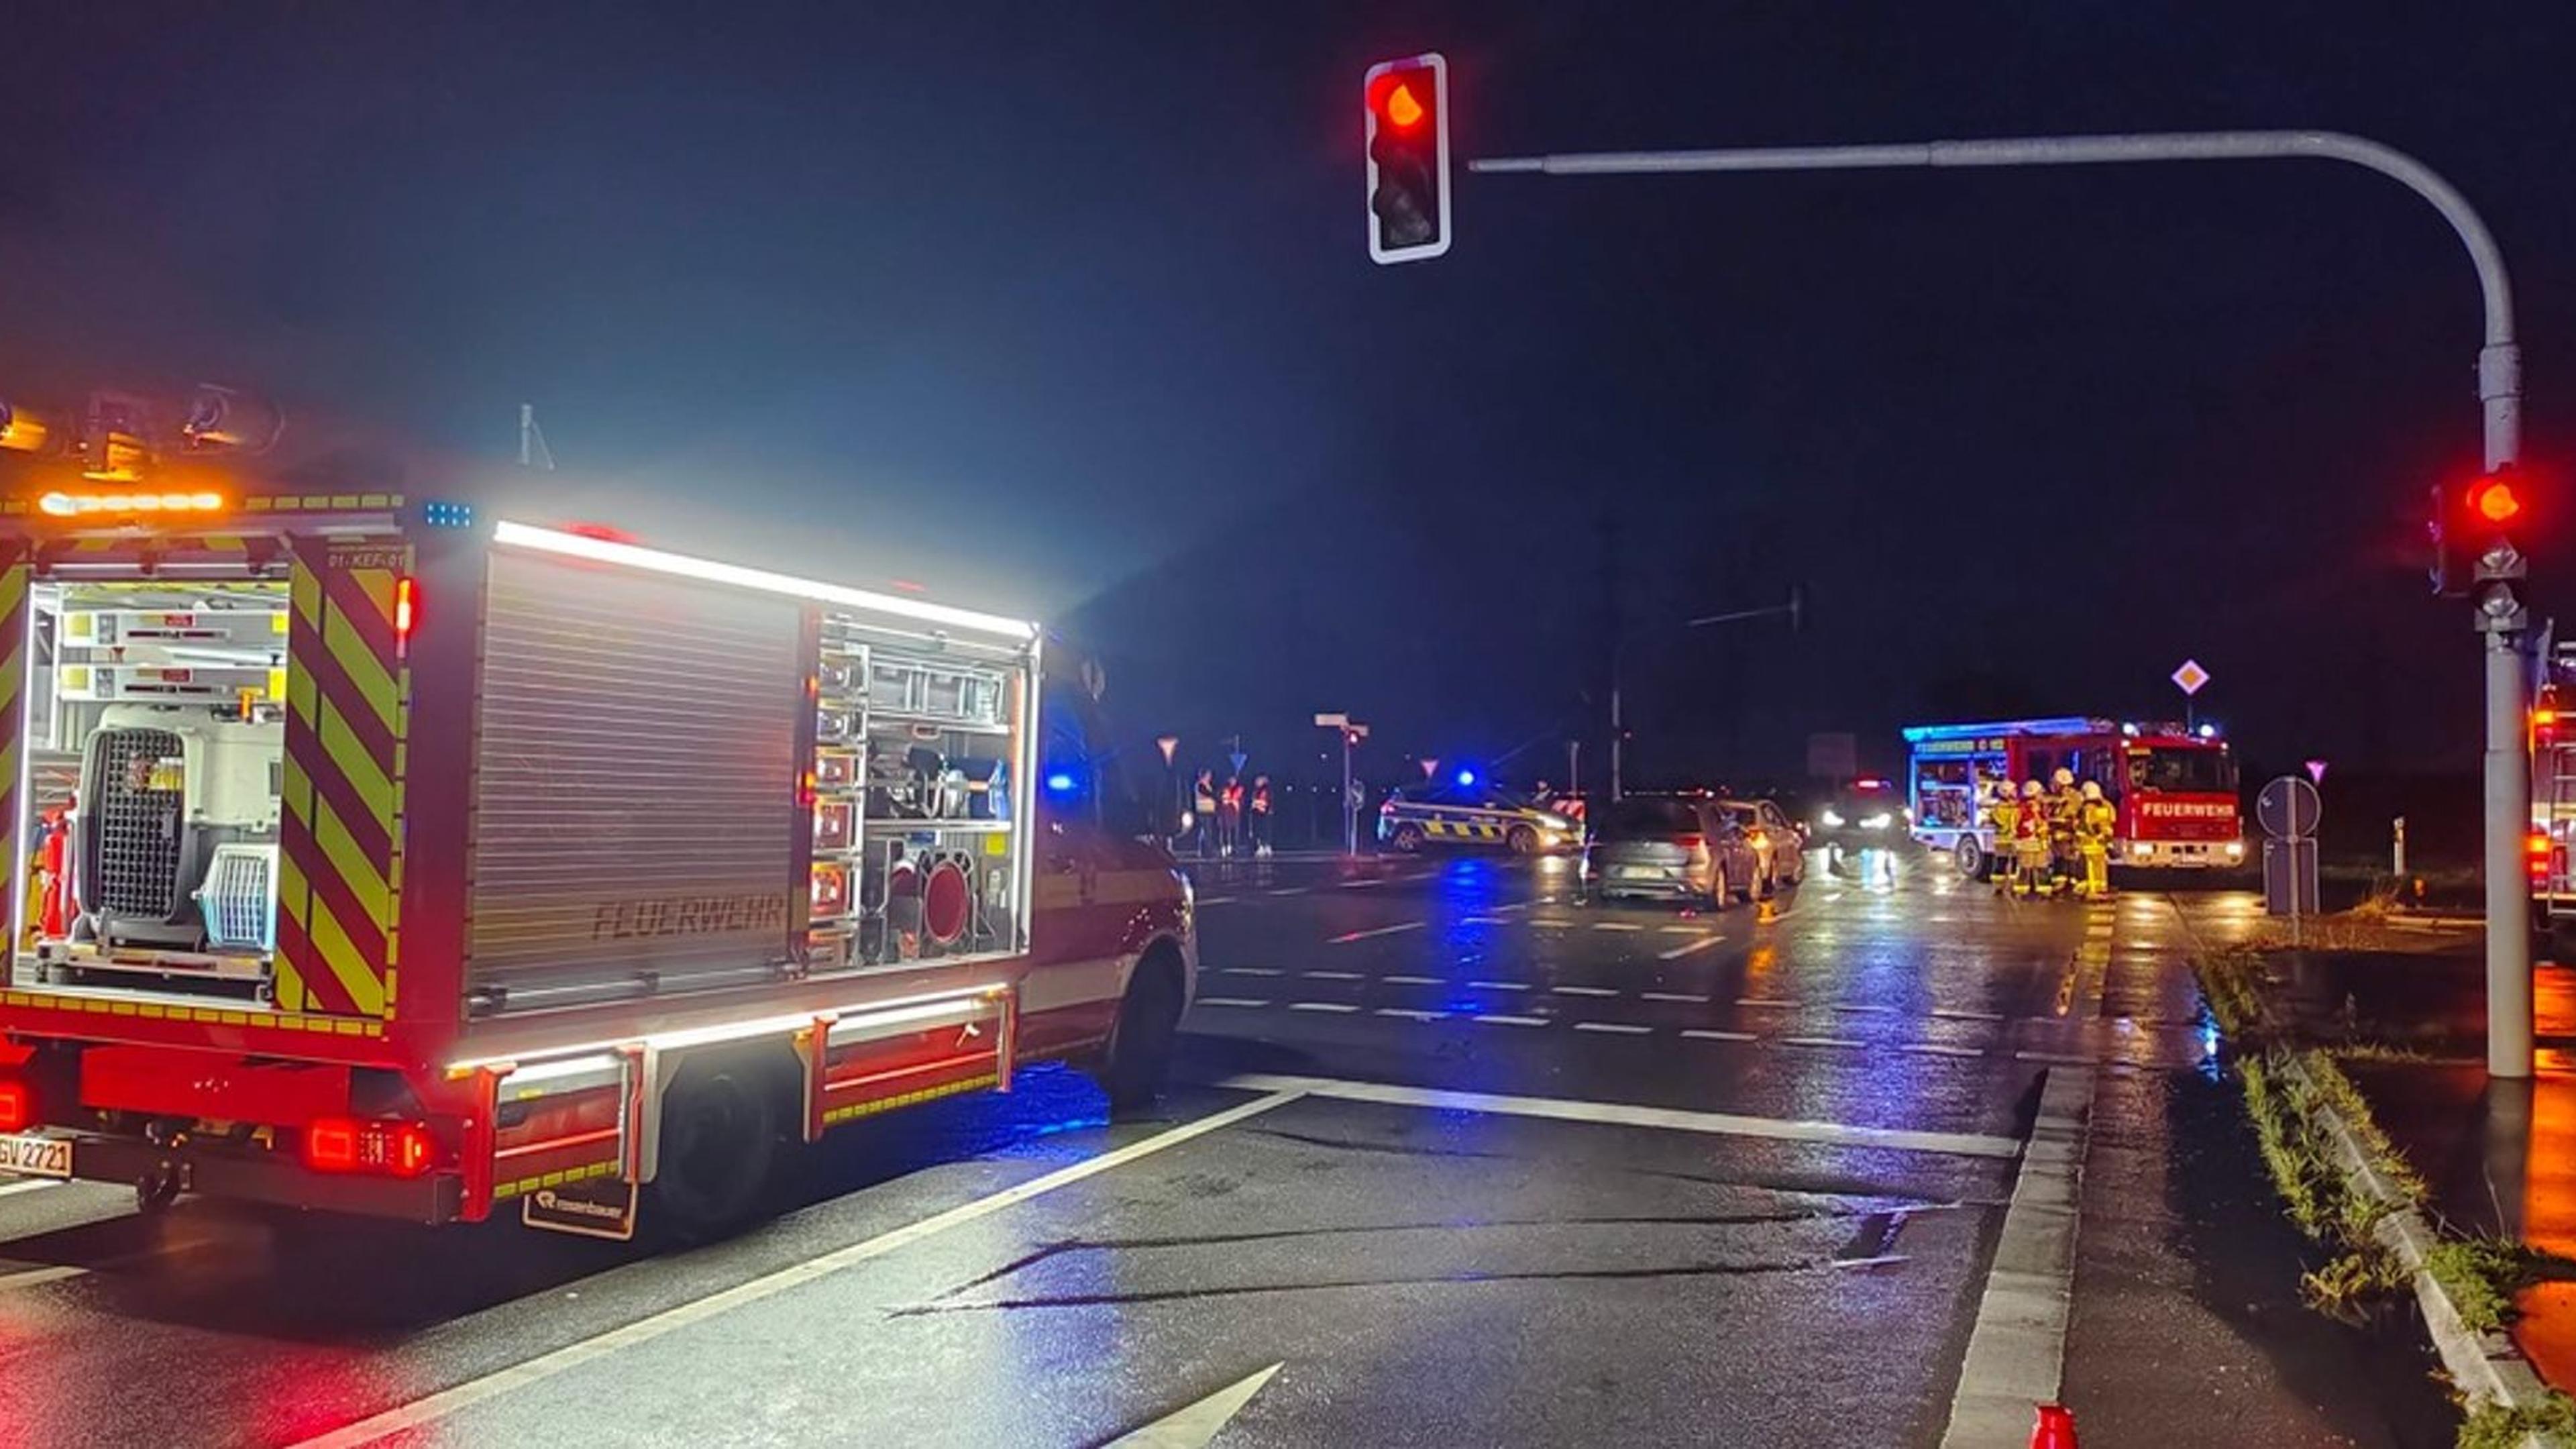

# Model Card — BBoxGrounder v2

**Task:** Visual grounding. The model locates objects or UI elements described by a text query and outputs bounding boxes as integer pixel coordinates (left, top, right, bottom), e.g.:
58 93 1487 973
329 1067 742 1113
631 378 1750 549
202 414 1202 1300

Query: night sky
5 4 2573 790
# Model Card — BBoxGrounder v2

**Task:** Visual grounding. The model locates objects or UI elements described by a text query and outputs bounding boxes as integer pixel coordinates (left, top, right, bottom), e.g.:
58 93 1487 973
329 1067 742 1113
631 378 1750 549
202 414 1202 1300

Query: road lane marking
1735 998 1799 1009
1266 887 1311 897
1374 1008 1448 1022
1193 998 1270 1009
0 1263 87 1293
1591 922 1645 932
1299 970 1363 981
1901 1043 1986 1059
1833 1004 1900 1016
2015 1050 2098 1066
1551 985 1618 998
1287 1002 1360 1014
1195 896 1237 906
1470 1014 1548 1028
1491 902 1532 912
1466 980 1529 991
1212 1072 2022 1159
1939 1067 2093 1447
1460 916 1512 926
1107 1362 1285 1448
0 1180 63 1201
1658 925 1713 935
1777 1036 1865 1051
288 1091 1306 1449
1928 1008 2006 1022
1657 936 1723 960
1219 967 1284 977
1573 1022 1652 1035
1681 1028 1758 1042
1383 974 1442 985
1528 917 1578 928
1328 922 1424 943
1343 879 1388 889
1640 991 1711 1003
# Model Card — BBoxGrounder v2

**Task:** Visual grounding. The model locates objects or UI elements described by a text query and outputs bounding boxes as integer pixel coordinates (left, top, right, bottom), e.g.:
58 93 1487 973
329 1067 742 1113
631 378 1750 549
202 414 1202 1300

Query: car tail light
303 1116 438 1177
0 1079 32 1134
1674 833 1705 851
1379 799 1397 816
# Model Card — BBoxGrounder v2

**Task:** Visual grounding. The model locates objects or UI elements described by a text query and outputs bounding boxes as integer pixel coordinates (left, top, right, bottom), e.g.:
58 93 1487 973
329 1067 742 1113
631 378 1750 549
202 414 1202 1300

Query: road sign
1228 751 1248 776
2171 659 2211 696
2304 758 2328 784
2257 774 2322 839
1313 712 1347 728
1419 757 1440 780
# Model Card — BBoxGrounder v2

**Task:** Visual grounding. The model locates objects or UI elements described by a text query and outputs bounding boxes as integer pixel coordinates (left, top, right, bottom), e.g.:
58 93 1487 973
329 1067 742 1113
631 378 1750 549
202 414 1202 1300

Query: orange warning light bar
36 490 225 518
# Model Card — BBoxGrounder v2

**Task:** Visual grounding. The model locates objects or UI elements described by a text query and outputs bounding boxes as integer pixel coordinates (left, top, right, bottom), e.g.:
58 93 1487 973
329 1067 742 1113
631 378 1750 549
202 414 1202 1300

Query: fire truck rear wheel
650 1054 785 1242
1954 839 1986 879
1102 947 1186 1114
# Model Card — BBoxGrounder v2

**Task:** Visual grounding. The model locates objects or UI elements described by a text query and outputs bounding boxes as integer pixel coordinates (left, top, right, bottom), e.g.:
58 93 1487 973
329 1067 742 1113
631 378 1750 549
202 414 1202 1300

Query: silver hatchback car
1580 796 1760 908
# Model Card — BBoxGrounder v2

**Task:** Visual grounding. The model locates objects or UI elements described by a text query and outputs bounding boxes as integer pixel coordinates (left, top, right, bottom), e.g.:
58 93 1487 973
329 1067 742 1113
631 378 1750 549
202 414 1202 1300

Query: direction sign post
1317 713 1368 857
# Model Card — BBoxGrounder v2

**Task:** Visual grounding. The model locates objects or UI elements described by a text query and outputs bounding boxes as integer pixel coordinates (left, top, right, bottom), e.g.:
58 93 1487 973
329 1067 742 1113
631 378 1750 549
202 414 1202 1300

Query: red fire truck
1901 716 2247 879
0 453 1193 1240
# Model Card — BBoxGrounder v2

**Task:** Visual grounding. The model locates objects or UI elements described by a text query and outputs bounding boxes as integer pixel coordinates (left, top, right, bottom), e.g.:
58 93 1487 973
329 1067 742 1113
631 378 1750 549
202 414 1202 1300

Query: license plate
1611 865 1661 880
0 1132 70 1179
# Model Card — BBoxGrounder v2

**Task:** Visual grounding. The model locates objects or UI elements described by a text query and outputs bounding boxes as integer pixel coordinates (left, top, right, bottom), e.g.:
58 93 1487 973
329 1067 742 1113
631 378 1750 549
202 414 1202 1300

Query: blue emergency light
1456 767 1477 788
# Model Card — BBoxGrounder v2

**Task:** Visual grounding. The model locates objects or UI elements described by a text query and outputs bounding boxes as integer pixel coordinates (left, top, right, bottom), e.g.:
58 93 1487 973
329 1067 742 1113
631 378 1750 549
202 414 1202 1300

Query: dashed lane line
1466 980 1530 992
1929 1008 2006 1022
1832 1004 1901 1016
2015 1050 2097 1066
1212 1072 2023 1159
1682 1028 1759 1042
1287 1002 1361 1014
1327 922 1426 944
1195 896 1237 906
1266 887 1311 897
1343 878 1389 889
1219 967 1284 977
1374 1008 1448 1022
1778 1036 1867 1051
1658 925 1715 935
1902 1043 1986 1059
1471 1014 1549 1028
1640 991 1711 1004
1195 998 1271 1009
1550 985 1618 998
1383 974 1443 985
289 1091 1309 1449
1736 998 1799 1009
1591 922 1646 933
1300 970 1364 981
1460 916 1512 926
1574 1022 1653 1035
1658 936 1724 960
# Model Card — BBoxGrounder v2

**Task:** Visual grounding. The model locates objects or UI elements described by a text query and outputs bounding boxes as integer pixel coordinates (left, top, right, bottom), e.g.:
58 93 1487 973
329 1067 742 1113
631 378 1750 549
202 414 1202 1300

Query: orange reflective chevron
274 536 409 1018
0 541 28 946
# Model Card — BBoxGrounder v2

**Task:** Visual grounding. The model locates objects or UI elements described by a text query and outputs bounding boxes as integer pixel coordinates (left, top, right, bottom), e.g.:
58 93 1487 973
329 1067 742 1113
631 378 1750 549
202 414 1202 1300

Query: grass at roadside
2194 941 2576 1444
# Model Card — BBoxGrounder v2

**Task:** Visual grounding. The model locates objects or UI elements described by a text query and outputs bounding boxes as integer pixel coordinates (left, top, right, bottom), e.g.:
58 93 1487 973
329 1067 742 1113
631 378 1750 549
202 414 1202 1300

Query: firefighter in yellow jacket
2076 780 2118 898
2013 780 2053 898
1983 782 2020 895
2048 768 2084 895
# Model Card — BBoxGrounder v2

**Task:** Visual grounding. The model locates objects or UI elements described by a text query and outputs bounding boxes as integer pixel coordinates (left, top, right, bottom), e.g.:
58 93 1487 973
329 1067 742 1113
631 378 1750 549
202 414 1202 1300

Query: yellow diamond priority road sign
2171 659 2211 696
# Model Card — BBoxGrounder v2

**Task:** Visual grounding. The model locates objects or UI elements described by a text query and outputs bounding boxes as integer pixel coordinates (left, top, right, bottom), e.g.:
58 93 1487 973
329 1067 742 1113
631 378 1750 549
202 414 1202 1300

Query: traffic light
1364 53 1450 264
2458 464 2529 633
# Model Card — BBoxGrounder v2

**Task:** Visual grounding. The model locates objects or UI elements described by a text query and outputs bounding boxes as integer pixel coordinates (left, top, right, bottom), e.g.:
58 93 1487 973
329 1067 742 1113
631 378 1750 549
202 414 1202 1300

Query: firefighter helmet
2082 780 2103 801
2053 767 2075 788
2022 780 2043 797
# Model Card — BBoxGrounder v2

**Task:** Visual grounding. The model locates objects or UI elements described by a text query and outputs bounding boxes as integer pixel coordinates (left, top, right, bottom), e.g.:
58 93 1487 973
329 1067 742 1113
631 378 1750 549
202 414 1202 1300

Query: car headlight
1820 809 1845 828
2224 840 2245 859
1537 813 1572 832
1861 813 1892 830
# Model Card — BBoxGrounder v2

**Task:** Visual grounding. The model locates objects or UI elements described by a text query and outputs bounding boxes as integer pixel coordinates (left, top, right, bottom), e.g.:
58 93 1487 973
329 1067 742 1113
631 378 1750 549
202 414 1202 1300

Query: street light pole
1477 128 2528 1076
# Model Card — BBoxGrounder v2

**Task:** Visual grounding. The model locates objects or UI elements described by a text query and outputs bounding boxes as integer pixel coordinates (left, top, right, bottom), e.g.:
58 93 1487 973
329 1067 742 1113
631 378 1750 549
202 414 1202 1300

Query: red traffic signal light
2470 472 2522 526
1364 53 1450 265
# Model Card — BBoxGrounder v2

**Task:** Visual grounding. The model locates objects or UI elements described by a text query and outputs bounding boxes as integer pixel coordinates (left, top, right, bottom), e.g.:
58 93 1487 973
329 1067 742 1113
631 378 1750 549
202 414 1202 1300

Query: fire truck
2530 641 2576 928
1901 716 2247 879
0 441 1194 1240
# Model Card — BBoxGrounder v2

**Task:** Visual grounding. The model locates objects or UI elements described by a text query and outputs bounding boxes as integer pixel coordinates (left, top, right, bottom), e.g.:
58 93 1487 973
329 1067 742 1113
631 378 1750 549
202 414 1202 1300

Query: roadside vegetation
2196 940 2576 1445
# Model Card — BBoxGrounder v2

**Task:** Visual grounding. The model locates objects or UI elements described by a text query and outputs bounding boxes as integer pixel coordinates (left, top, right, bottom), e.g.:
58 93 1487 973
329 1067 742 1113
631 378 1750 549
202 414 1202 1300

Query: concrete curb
1939 1065 2094 1448
2280 1055 2566 1448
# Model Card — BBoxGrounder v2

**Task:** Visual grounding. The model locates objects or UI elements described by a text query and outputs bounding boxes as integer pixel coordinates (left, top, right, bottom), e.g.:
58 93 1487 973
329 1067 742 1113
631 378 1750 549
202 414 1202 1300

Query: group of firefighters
1188 768 1275 857
1984 769 2119 898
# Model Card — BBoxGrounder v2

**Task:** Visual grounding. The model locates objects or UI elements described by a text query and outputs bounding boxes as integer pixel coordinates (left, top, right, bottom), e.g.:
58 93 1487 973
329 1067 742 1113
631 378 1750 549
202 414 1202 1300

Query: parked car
1581 796 1759 907
1714 796 1808 896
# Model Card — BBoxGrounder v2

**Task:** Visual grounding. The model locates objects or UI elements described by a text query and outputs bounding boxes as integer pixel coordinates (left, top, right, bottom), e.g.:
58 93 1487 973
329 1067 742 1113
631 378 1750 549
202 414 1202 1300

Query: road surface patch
285 1091 1307 1449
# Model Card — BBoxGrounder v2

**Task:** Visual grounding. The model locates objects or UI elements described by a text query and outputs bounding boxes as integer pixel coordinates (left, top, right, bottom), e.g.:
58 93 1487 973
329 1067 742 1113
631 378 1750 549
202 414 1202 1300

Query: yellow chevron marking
307 892 385 1018
322 596 398 735
317 696 395 837
311 788 392 930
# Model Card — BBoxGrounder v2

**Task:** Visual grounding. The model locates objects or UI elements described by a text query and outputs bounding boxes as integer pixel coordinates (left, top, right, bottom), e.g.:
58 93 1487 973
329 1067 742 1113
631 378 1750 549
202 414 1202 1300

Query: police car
1378 782 1580 855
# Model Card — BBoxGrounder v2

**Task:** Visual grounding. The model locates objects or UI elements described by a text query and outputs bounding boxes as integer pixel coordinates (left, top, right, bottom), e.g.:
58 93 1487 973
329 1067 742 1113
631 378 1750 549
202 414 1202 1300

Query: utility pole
1475 127 2530 1077
1599 506 1625 802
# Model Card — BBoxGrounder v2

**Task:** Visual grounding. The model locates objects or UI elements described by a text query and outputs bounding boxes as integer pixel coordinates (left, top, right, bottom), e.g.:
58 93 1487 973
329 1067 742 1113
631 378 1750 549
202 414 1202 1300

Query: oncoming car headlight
1860 813 1893 830
1537 813 1573 832
1820 809 1845 828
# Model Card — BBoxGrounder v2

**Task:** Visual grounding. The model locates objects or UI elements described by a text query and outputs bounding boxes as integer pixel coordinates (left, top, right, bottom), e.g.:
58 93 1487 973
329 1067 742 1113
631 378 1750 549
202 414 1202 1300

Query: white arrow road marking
1108 1362 1285 1448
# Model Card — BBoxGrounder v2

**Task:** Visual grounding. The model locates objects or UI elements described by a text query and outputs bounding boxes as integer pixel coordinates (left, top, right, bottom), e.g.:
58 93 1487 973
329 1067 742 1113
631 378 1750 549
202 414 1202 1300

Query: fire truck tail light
0 1079 34 1134
393 578 417 642
303 1116 437 1177
2530 833 2553 885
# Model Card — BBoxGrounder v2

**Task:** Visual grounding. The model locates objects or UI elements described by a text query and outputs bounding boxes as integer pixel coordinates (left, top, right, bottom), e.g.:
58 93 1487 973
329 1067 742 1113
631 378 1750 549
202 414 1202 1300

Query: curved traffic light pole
1476 130 2532 1076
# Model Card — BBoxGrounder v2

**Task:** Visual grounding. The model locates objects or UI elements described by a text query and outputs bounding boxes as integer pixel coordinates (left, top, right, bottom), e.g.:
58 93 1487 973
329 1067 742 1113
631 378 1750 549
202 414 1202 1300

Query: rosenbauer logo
591 892 789 941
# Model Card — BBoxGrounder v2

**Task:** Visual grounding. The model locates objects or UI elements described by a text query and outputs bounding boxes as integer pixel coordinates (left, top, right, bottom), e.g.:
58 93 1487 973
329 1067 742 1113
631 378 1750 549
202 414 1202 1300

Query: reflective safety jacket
2078 797 2118 849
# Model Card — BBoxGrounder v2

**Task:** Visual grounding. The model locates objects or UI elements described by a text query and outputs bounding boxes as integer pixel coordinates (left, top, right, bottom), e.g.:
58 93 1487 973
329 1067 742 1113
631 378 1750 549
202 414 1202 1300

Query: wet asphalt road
0 849 2236 1448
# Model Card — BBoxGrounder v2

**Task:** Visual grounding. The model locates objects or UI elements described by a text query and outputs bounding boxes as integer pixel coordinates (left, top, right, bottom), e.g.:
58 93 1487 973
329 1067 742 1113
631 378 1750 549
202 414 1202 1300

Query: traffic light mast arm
1472 129 2516 469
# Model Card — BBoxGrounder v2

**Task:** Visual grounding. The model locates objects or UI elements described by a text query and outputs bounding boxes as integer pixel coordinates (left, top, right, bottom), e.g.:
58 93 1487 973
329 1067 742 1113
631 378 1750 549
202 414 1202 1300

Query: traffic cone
2031 1403 2077 1448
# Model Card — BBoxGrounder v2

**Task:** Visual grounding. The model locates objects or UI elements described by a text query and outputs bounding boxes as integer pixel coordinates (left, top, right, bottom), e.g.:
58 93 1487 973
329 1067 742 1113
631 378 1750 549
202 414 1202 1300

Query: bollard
2393 815 2407 879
